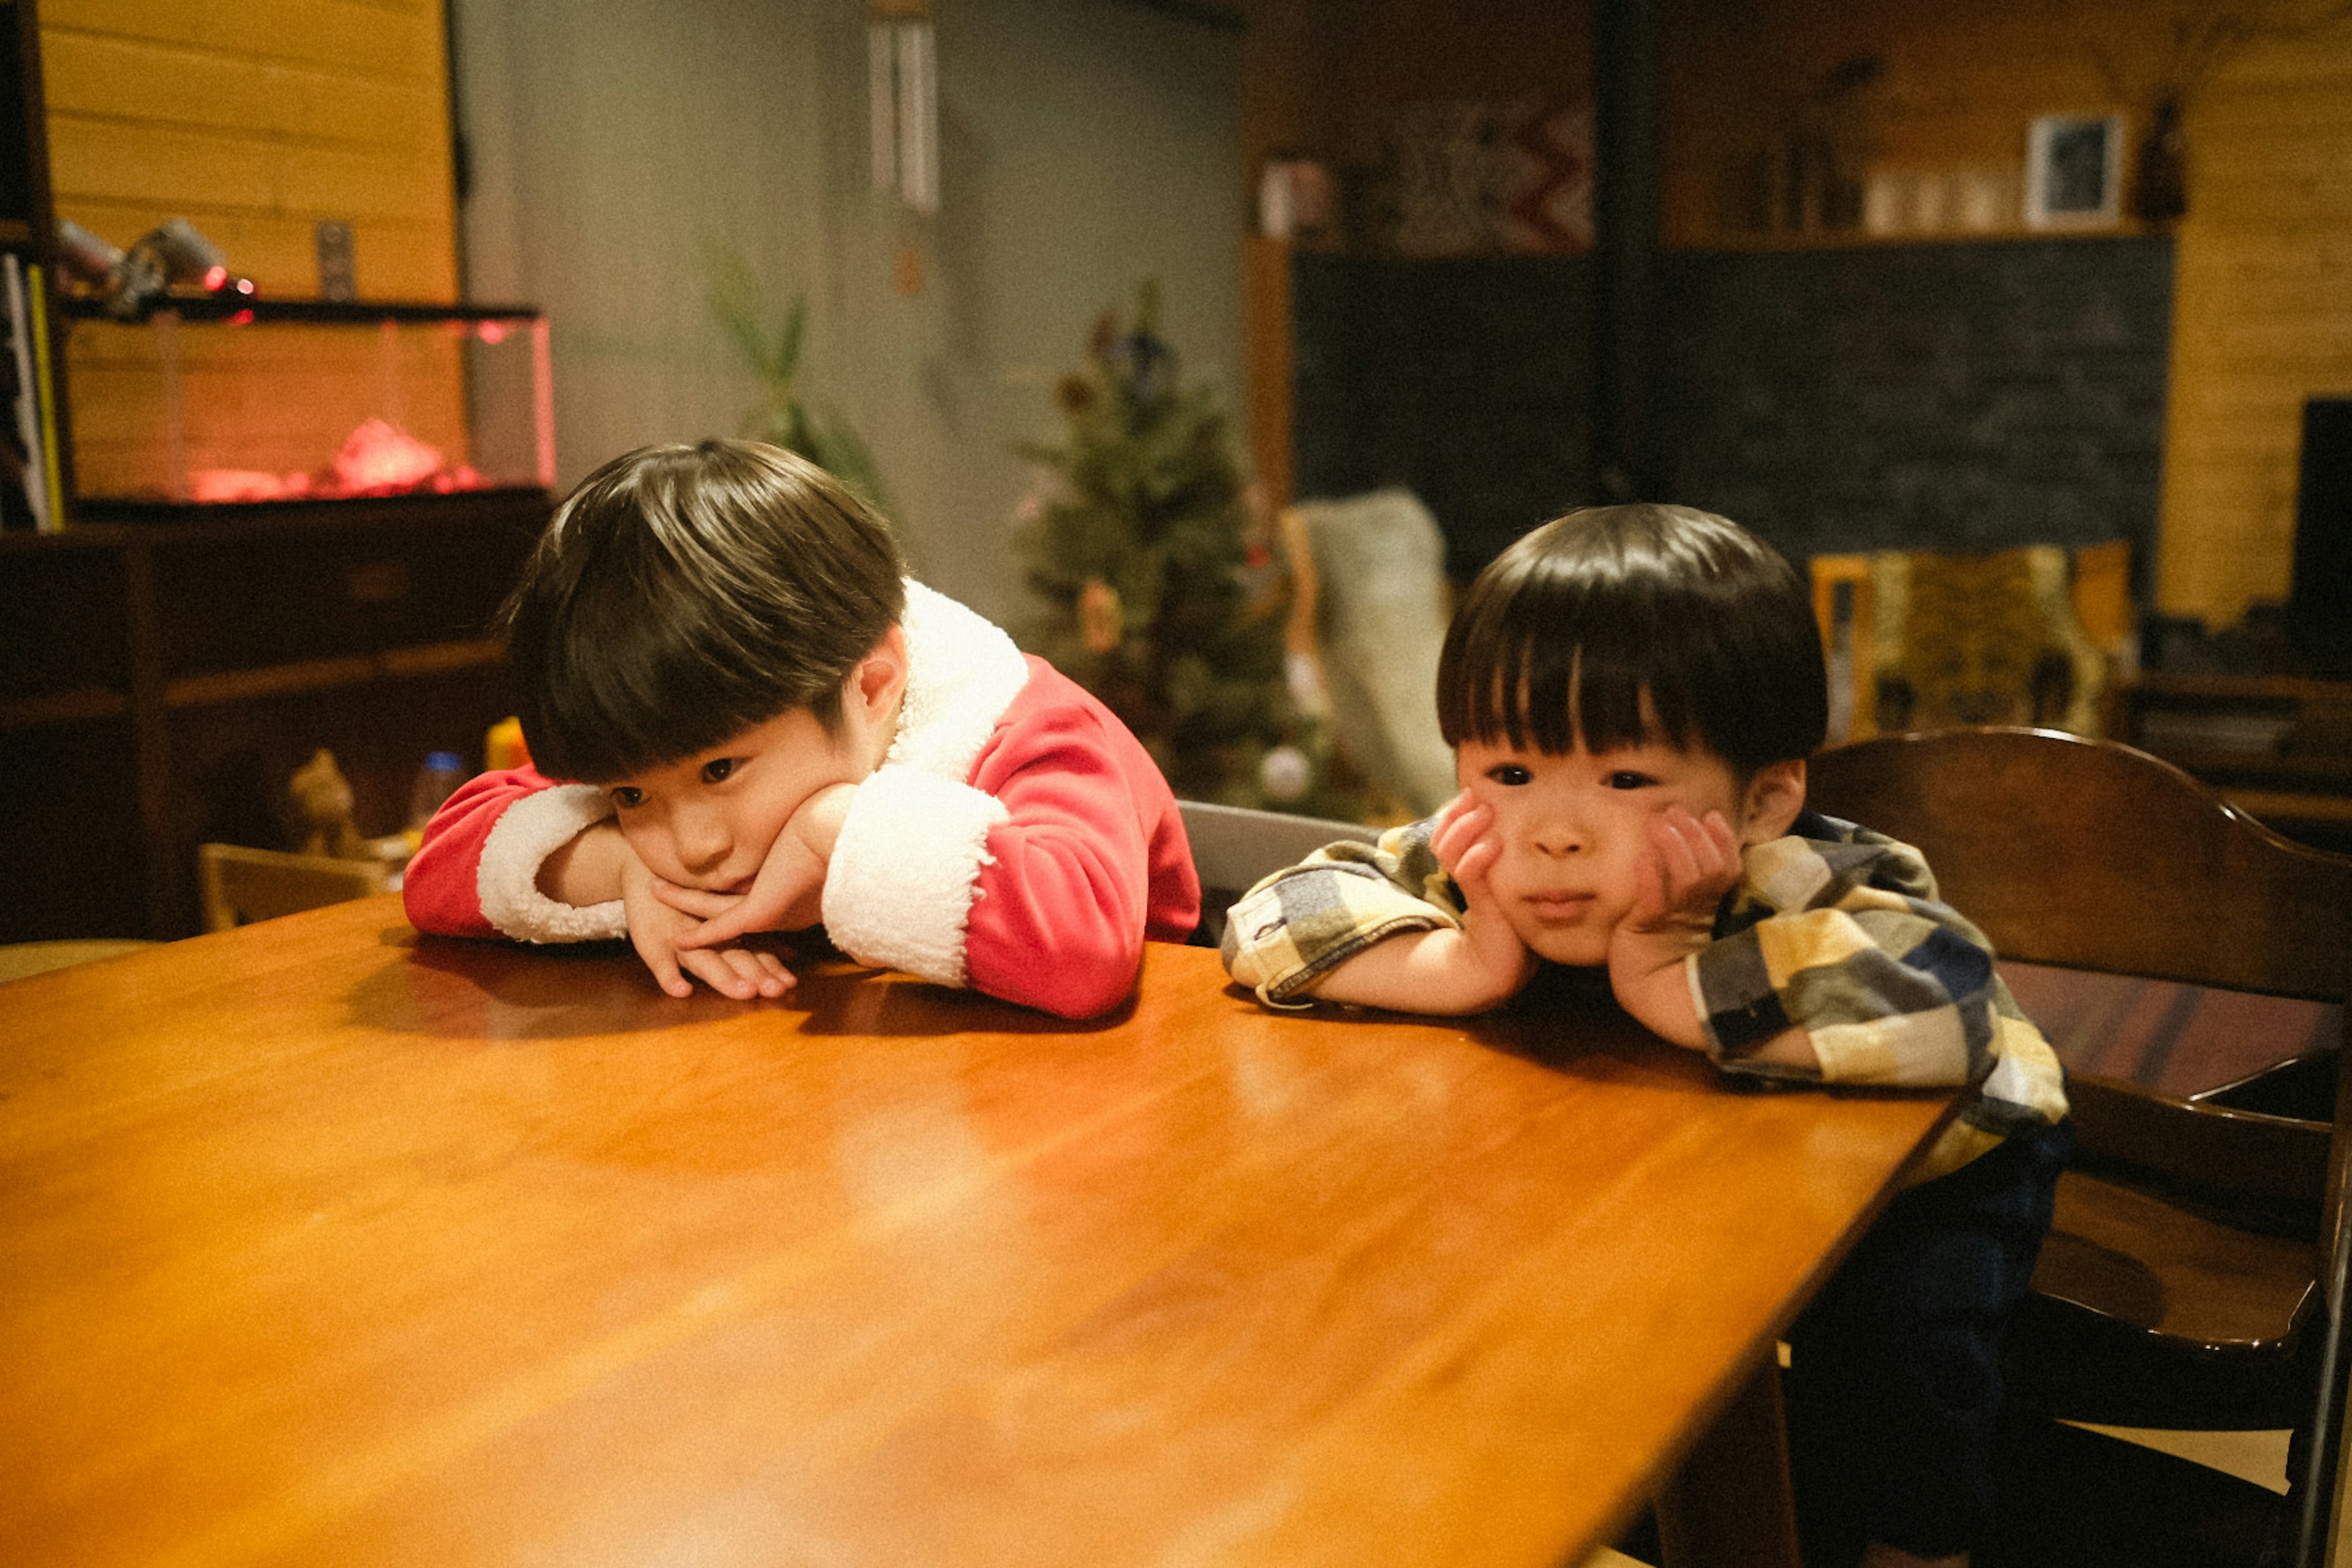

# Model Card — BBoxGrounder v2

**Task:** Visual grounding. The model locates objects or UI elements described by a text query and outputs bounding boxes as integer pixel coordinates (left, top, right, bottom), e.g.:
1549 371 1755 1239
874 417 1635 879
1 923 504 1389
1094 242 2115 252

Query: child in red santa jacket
404 438 1199 1019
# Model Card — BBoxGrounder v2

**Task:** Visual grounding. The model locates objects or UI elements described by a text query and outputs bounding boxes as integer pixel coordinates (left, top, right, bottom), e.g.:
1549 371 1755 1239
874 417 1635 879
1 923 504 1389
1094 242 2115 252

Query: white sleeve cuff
477 783 629 943
822 765 1009 988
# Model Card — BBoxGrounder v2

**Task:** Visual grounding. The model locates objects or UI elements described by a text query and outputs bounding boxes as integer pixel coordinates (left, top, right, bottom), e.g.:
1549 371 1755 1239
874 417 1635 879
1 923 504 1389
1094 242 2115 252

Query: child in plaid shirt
1222 504 2070 1568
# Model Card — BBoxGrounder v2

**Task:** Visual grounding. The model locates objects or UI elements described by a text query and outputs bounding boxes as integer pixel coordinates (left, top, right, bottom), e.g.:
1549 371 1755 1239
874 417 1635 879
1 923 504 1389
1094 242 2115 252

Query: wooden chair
1808 726 2352 1567
196 843 394 933
1178 799 1378 949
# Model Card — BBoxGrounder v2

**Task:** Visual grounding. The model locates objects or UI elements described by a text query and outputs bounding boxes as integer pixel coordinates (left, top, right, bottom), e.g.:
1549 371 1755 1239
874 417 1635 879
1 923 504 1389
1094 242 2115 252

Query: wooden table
0 897 1956 1567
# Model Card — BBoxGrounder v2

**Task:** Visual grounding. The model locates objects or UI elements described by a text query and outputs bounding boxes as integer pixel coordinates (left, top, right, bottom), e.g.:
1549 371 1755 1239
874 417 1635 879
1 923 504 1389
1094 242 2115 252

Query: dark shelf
69 487 552 529
56 295 541 325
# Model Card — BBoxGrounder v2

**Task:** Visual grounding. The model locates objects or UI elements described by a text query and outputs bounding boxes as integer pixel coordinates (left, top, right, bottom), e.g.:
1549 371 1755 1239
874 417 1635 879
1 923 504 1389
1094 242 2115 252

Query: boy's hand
1608 807 1743 1047
619 847 795 1001
1310 793 1536 1016
1428 791 1540 1008
1621 805 1743 952
665 782 857 951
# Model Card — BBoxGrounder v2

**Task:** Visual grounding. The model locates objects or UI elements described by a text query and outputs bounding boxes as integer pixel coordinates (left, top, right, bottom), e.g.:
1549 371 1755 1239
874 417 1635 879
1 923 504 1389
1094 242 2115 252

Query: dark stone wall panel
1653 236 2174 582
1291 253 1596 577
1291 237 2173 586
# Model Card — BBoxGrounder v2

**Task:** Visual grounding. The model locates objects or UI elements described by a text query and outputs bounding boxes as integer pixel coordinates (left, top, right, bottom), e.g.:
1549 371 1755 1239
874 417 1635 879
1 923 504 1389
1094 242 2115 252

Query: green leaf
775 295 806 384
703 239 887 508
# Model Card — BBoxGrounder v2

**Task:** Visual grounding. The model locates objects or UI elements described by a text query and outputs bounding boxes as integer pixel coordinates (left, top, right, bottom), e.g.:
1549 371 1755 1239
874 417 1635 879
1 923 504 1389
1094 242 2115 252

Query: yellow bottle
484 715 530 773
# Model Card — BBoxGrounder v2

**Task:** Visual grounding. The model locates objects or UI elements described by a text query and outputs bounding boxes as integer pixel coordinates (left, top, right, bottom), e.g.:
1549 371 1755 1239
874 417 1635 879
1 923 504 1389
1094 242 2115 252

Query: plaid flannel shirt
1221 808 2068 1182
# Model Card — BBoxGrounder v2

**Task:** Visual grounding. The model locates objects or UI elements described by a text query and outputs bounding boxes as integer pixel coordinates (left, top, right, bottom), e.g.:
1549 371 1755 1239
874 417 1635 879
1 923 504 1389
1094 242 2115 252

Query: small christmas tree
1016 282 1359 819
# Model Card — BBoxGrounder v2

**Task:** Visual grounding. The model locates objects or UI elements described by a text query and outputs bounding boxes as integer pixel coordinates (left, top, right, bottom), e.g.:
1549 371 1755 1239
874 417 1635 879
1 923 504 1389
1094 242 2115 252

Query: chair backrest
1812 731 2352 1568
1808 728 2352 1002
1811 727 2352 1235
1180 800 1379 948
197 843 393 933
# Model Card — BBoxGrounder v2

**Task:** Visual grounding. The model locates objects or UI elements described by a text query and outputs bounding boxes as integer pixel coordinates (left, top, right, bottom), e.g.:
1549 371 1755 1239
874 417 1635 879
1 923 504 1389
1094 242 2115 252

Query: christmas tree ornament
1079 578 1123 654
1258 744 1311 804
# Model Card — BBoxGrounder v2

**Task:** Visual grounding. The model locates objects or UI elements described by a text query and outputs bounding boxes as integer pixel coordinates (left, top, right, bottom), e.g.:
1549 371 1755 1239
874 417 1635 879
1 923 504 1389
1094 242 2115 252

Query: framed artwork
2026 114 2124 228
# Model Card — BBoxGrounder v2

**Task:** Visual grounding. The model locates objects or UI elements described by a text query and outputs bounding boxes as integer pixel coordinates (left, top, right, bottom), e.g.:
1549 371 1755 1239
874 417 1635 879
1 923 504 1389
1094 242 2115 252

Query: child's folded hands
620 850 796 1001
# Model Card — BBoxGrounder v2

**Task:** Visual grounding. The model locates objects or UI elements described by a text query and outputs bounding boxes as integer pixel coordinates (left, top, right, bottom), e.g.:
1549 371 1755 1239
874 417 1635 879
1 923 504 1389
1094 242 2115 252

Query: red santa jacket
404 583 1199 1019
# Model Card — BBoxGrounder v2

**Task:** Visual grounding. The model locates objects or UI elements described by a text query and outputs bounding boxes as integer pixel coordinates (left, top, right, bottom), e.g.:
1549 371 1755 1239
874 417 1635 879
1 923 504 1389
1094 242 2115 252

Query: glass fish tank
60 298 552 508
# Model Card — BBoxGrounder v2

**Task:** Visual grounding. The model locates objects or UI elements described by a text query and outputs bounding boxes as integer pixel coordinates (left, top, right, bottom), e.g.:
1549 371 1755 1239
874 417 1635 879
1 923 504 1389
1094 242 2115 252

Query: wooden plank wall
39 0 458 300
2155 27 2352 628
36 0 463 505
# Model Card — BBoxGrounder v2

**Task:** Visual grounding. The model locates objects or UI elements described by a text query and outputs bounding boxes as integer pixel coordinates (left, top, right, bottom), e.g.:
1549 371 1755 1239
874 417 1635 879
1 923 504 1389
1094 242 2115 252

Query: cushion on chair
1871 545 2108 734
1281 490 1460 817
1812 543 2122 741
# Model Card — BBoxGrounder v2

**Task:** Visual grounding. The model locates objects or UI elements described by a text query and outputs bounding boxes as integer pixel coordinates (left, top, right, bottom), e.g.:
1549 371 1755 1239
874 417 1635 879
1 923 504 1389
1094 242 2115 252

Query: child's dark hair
503 439 907 783
1436 503 1826 776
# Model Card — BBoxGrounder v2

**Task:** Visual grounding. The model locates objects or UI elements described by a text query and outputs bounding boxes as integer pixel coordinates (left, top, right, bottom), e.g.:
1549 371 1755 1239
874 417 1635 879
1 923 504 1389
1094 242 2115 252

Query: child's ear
1738 758 1807 845
851 624 911 723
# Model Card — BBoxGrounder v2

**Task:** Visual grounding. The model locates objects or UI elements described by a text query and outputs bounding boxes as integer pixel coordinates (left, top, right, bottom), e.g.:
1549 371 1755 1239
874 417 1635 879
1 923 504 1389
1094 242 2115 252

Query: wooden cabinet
0 0 548 941
0 491 544 941
2109 673 2352 855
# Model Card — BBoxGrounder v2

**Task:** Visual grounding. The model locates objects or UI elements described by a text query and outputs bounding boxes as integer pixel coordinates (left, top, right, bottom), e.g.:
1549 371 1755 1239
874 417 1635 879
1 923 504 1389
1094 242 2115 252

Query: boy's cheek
610 821 673 881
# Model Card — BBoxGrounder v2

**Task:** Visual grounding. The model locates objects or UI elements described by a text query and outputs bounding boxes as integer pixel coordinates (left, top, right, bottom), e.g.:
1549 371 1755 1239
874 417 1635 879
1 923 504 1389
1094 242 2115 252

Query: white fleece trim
477 783 628 943
888 581 1034 783
823 765 1010 986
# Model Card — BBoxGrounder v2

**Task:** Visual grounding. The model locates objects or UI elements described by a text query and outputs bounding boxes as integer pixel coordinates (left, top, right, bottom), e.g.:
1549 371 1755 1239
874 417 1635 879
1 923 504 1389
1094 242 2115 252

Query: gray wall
451 0 1245 622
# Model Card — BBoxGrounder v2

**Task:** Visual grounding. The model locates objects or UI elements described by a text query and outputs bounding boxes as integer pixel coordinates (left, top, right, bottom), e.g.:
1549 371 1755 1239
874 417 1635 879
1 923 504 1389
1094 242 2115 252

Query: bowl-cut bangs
1436 504 1826 776
504 439 906 783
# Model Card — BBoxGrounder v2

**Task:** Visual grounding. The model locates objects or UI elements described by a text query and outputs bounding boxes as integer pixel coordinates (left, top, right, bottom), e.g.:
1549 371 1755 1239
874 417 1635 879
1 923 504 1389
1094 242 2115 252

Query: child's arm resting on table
1610 807 1821 1069
820 700 1185 1021
404 767 627 942
1667 825 2021 1093
1221 804 1536 1014
403 768 793 1001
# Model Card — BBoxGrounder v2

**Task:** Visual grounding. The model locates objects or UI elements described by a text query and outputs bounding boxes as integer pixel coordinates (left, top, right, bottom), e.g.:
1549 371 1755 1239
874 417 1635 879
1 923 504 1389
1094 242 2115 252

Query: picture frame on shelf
2026 113 2124 229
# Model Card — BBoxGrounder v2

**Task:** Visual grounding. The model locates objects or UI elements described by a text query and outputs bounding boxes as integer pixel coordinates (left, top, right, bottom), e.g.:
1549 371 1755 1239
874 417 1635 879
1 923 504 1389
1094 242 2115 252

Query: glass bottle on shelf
404 750 468 846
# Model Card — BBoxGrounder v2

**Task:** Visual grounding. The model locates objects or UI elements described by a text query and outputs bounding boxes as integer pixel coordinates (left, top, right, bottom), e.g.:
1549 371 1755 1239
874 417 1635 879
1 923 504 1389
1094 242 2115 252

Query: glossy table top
0 897 1955 1567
